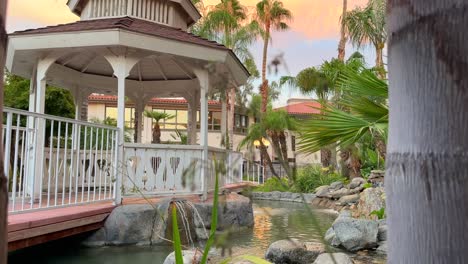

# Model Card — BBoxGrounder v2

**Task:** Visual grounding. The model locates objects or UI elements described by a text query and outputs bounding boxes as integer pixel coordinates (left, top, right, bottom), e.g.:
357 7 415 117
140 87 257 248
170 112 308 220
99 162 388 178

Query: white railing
243 160 265 185
3 108 120 213
123 144 245 195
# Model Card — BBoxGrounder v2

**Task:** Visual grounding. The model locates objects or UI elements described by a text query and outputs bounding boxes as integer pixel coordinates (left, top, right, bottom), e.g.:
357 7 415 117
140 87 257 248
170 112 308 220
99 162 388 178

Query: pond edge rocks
83 193 254 247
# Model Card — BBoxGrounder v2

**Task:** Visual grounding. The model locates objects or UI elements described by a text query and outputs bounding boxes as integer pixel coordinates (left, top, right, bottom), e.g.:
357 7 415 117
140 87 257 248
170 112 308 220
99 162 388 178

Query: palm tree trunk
153 123 161 144
337 0 347 62
261 24 271 113
375 45 385 78
387 1 468 262
0 1 7 260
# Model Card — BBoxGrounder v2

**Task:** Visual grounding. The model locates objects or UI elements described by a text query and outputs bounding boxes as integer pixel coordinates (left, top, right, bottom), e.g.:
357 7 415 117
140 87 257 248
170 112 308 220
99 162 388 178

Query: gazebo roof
11 16 227 51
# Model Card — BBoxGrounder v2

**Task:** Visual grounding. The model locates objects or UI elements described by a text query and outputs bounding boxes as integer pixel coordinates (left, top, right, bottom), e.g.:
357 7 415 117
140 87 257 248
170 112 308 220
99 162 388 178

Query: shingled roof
10 16 228 51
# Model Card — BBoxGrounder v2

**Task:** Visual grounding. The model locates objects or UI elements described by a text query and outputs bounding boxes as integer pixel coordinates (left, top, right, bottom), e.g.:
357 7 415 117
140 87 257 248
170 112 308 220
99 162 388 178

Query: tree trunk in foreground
387 1 468 263
0 0 8 261
260 24 271 114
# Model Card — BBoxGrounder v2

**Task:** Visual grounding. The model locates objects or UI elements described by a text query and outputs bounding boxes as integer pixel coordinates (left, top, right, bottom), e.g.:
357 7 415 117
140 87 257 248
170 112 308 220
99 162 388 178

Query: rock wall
83 193 254 247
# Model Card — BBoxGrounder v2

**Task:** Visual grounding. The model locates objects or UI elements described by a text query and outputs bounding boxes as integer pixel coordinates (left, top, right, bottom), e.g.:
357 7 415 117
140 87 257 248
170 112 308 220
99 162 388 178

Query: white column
221 96 227 148
227 87 236 150
105 54 139 205
194 69 209 199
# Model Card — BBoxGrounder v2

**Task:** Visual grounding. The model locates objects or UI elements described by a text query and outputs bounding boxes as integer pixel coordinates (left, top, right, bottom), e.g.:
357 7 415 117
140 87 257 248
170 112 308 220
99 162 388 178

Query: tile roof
275 101 322 115
10 16 228 51
88 94 221 105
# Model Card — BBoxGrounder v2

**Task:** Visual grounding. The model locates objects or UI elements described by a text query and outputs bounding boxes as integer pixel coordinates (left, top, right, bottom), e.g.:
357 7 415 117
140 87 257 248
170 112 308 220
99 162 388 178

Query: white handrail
3 108 120 213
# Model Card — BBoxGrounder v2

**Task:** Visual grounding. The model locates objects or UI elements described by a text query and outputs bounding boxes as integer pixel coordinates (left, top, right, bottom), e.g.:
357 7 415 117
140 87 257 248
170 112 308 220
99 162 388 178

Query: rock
329 217 379 252
337 194 360 205
303 193 317 203
163 249 203 264
356 187 385 220
349 177 366 189
96 203 168 246
325 228 340 247
377 220 387 241
338 210 352 219
376 241 388 255
330 181 344 190
265 240 325 264
328 188 354 199
315 186 330 198
368 170 385 186
313 253 353 264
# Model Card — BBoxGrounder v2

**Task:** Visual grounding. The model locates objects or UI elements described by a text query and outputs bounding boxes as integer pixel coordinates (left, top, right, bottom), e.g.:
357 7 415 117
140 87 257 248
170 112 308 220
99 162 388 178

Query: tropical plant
255 0 292 113
170 129 188 145
298 66 388 178
144 110 175 144
343 0 387 76
370 207 385 220
239 108 296 178
293 165 346 193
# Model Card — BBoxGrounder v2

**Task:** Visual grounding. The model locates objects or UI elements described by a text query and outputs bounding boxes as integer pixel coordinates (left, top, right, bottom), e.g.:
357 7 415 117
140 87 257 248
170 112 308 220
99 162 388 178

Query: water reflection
9 200 337 264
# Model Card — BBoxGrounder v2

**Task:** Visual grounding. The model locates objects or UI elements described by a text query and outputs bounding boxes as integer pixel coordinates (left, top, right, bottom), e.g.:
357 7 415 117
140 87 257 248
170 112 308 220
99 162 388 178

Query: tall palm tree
344 0 386 76
387 1 467 262
144 110 175 144
337 0 348 61
194 0 259 150
256 0 292 113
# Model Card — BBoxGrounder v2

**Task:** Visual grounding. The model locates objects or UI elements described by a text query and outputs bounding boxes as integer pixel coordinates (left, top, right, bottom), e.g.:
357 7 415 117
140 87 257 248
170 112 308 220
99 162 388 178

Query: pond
9 200 338 264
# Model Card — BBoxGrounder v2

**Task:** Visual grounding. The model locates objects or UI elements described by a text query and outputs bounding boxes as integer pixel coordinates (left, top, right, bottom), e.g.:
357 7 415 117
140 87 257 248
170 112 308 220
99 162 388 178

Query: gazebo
5 0 249 212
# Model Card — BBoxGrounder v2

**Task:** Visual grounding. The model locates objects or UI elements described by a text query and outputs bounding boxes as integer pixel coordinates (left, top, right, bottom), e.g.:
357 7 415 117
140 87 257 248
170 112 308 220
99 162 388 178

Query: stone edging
251 191 316 203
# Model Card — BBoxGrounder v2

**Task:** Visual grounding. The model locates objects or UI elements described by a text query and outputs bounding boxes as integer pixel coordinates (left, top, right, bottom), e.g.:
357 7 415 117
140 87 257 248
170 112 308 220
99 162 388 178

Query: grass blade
201 159 220 263
172 203 184 264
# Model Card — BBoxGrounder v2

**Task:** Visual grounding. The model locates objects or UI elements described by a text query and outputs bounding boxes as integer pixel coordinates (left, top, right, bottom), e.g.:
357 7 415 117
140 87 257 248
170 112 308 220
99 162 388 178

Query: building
87 94 252 150
274 98 322 167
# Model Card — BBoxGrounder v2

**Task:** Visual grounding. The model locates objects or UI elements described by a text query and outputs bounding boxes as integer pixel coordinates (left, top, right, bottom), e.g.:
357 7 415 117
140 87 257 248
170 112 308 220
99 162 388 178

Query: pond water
9 200 339 264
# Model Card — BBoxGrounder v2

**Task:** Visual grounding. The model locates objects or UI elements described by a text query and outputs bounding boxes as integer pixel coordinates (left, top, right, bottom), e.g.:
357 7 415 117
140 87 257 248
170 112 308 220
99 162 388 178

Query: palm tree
239 106 296 178
387 1 467 262
256 0 292 113
344 0 386 76
193 0 260 150
298 67 388 175
337 0 348 61
144 110 175 144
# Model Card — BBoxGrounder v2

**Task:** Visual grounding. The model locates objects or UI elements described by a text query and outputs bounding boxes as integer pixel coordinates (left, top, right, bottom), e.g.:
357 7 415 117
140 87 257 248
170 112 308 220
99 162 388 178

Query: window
105 106 135 128
234 114 249 134
151 108 188 130
196 111 222 131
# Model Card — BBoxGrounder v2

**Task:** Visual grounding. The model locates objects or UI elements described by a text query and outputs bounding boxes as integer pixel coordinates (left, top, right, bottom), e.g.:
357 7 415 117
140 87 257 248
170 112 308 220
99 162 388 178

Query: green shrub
292 165 347 193
253 177 290 192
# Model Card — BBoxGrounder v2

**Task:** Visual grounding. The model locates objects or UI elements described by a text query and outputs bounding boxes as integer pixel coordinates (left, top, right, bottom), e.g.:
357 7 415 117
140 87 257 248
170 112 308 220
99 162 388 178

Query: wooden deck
7 182 254 252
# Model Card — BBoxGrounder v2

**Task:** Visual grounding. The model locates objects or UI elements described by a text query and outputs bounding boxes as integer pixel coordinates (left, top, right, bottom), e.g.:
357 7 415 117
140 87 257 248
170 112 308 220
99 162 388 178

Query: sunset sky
6 0 375 105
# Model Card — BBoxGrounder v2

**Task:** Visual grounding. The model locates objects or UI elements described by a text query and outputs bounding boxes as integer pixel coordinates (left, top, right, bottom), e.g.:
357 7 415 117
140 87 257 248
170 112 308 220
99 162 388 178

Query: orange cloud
7 0 78 26
7 0 366 40
205 0 367 40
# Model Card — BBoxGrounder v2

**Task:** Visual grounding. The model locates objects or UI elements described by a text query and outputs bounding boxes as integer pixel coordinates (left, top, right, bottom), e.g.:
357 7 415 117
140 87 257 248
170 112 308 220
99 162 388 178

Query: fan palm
144 110 175 144
256 0 292 113
298 67 388 156
344 0 386 76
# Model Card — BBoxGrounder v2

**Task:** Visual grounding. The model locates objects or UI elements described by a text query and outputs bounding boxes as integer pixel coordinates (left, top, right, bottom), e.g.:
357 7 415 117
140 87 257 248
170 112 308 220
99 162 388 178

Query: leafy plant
370 207 385 219
144 110 175 144
170 129 188 145
363 182 373 189
293 165 346 193
254 177 290 192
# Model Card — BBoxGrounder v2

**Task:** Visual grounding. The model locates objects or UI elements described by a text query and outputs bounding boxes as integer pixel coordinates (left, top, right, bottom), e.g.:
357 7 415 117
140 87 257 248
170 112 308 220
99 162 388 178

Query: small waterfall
186 201 209 239
174 200 194 247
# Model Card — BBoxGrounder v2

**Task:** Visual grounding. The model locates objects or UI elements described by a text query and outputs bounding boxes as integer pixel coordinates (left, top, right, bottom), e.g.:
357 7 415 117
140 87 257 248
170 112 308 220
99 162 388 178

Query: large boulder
325 217 379 252
84 202 170 246
313 253 353 264
315 186 330 198
378 219 387 241
376 241 388 255
337 194 360 206
355 187 385 219
265 240 325 264
328 188 356 199
330 181 344 190
349 177 365 189
163 249 203 264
